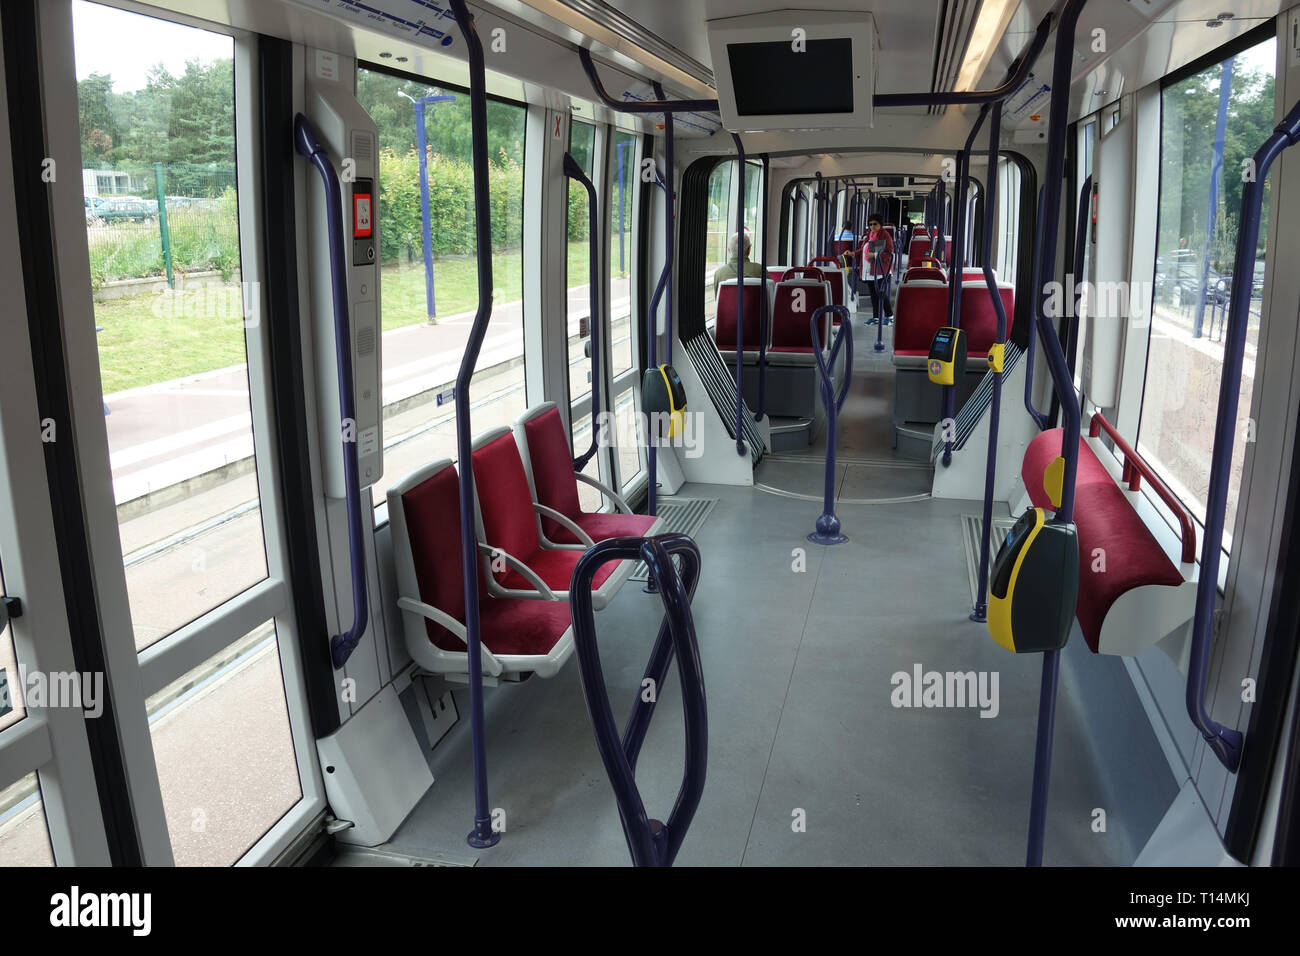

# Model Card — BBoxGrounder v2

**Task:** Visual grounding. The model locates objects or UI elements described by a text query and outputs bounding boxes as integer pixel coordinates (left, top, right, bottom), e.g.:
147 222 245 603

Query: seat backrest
391 461 477 650
904 266 947 284
518 405 583 534
892 280 950 353
471 430 542 568
714 278 770 352
958 282 1015 356
771 279 831 349
908 236 932 260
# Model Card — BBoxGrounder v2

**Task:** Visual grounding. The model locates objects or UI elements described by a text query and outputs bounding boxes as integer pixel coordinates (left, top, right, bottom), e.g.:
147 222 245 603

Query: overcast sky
72 0 232 92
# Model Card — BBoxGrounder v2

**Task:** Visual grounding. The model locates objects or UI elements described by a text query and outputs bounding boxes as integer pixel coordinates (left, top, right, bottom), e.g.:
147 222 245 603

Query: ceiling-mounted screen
728 39 853 116
708 10 876 132
876 175 906 188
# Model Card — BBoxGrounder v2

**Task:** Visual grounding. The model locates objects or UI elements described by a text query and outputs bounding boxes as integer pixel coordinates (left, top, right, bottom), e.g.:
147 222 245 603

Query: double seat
387 402 661 680
714 267 840 420
890 274 1014 443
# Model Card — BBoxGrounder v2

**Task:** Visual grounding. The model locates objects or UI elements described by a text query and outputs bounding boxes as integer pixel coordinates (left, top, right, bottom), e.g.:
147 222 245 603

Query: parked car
90 197 155 223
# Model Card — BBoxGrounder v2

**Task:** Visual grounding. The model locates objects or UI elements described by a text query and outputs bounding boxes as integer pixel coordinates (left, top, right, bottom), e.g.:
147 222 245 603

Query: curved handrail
874 14 1052 109
756 153 770 422
570 533 707 867
972 101 1009 622
292 114 369 672
784 265 827 282
808 305 853 544
1189 97 1300 772
578 46 720 115
564 152 603 472
1066 175 1093 382
446 0 498 850
730 132 748 457
1088 413 1196 564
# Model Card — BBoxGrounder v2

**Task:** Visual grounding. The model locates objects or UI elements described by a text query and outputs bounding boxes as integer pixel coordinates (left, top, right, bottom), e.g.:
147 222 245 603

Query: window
355 67 527 507
1139 37 1276 538
567 119 598 407
997 159 1022 280
74 2 263 650
609 131 637 378
705 158 762 319
0 561 22 736
1074 119 1097 391
0 773 54 866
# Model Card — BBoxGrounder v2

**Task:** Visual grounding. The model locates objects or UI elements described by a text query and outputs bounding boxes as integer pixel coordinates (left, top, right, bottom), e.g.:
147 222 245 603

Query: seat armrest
476 542 559 600
573 471 634 514
396 596 503 676
533 502 597 547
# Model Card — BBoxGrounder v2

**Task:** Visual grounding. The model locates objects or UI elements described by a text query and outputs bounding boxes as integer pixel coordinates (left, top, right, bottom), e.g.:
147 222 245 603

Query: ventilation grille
629 497 718 582
357 325 376 355
352 131 373 165
932 340 1023 462
682 332 766 466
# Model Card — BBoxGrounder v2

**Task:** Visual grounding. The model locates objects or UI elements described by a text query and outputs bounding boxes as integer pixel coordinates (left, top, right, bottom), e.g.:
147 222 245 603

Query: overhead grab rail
808 304 854 545
1190 96 1300 772
730 132 749 457
570 533 707 867
292 115 369 671
564 152 603 472
447 0 498 850
578 46 720 114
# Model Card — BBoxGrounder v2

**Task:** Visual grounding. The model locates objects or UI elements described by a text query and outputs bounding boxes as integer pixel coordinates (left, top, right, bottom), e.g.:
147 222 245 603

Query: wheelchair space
381 304 1174 867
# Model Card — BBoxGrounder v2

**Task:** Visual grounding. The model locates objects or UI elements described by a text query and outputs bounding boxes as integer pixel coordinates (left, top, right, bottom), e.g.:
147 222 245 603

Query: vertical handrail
807 305 854 545
657 81 676 369
871 247 887 352
446 0 498 850
1022 0 1087 869
1190 98 1300 772
756 153 770 422
292 115 369 672
644 165 668 517
935 179 948 263
972 102 1008 623
940 106 990 467
730 133 748 457
570 533 707 867
1023 183 1051 430
565 153 603 472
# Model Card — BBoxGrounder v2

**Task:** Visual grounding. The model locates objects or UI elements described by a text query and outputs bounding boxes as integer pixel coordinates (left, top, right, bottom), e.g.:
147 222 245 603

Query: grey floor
381 304 1172 866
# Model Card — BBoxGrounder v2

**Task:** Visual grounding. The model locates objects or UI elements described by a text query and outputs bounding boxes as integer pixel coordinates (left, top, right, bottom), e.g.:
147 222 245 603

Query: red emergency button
354 193 372 237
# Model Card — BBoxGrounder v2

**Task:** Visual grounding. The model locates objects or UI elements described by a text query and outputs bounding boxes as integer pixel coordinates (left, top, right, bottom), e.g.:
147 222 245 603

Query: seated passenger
713 230 764 300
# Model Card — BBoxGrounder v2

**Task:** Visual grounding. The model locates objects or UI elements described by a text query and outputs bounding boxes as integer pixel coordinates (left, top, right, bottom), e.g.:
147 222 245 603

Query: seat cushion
553 511 657 545
480 597 571 657
499 546 618 592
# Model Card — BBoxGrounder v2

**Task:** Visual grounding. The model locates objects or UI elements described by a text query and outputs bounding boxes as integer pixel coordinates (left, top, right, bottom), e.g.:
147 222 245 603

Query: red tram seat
387 459 574 678
1020 420 1197 657
714 278 774 360
471 428 630 610
903 266 947 283
513 402 661 547
769 268 832 365
891 280 949 367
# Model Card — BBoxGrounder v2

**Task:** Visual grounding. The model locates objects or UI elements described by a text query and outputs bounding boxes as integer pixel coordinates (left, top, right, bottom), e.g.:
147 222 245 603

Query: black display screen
727 38 854 116
876 175 906 188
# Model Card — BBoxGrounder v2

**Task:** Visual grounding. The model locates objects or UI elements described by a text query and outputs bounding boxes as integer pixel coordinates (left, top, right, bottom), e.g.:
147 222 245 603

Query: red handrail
1088 412 1197 564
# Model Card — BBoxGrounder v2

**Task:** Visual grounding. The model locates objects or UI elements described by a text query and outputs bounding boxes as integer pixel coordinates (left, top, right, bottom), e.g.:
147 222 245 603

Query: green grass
94 238 629 392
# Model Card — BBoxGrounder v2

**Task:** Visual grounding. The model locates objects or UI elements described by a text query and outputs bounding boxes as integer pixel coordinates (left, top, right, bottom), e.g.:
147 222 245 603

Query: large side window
1138 36 1277 541
704 158 761 321
355 67 527 506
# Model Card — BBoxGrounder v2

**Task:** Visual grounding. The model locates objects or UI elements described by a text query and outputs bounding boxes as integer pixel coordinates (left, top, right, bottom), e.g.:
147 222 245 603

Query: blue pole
410 93 455 324
1023 0 1088 868
730 133 748 457
807 305 853 545
446 0 498 850
1193 59 1234 339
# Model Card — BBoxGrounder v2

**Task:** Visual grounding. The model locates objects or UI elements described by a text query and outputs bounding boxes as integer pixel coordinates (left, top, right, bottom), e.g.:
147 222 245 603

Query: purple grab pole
292 115 369 672
808 305 854 545
565 152 604 472
447 0 499 850
1189 97 1300 772
1023 0 1088 869
730 132 748 457
756 153 770 422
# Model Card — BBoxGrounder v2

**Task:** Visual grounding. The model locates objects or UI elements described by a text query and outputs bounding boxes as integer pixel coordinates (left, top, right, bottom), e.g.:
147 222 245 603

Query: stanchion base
642 579 659 594
807 531 849 546
467 827 500 849
969 606 987 623
873 342 885 353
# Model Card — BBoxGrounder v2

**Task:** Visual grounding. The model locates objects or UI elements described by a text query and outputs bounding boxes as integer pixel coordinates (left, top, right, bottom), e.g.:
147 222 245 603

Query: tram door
18 0 327 865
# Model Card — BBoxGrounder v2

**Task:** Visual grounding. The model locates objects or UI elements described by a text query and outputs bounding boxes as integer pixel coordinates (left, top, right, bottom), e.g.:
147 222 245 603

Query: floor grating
631 496 719 581
960 513 1017 605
